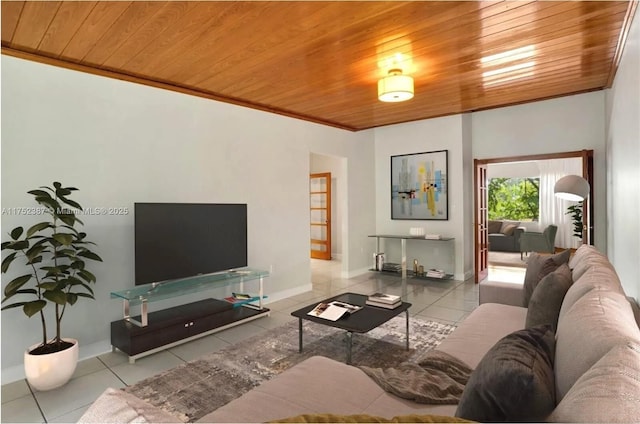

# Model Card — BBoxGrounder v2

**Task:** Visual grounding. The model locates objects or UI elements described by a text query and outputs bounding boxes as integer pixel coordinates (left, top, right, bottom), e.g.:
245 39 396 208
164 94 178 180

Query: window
488 178 539 221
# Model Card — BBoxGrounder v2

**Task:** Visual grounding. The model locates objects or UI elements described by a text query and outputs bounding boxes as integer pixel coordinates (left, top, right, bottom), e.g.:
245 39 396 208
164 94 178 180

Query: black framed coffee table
290 292 411 364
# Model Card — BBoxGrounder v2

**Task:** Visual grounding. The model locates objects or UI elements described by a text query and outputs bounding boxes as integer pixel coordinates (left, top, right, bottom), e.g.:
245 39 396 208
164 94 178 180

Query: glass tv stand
110 268 269 362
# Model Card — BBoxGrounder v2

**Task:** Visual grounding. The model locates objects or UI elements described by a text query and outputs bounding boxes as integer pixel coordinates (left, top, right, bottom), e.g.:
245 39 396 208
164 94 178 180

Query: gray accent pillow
522 249 571 307
488 220 502 234
455 325 556 422
526 264 572 331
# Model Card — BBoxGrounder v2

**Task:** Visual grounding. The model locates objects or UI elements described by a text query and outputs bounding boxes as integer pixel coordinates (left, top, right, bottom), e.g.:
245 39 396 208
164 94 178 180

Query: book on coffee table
365 299 402 309
367 292 401 304
307 301 361 321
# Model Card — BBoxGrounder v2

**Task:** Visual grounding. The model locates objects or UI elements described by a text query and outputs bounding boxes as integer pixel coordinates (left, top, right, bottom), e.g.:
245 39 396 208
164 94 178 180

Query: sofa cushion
488 220 502 234
499 220 520 234
555 290 640 401
525 264 572 331
559 262 624 321
522 250 571 307
437 303 527 369
200 356 457 423
548 341 640 423
500 223 517 236
455 325 556 422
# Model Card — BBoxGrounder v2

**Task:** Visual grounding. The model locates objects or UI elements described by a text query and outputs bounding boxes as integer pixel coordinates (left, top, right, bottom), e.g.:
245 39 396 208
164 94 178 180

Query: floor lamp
554 175 590 244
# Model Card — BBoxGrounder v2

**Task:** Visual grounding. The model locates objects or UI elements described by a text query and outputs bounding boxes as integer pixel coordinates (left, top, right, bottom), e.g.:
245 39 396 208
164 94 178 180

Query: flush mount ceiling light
378 68 414 102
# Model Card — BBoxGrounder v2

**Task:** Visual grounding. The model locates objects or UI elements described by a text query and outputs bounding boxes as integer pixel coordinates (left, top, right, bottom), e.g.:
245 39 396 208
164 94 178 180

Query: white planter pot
24 338 78 391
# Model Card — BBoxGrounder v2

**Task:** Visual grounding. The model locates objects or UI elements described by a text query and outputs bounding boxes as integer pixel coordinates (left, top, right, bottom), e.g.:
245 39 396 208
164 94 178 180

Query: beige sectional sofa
80 244 640 423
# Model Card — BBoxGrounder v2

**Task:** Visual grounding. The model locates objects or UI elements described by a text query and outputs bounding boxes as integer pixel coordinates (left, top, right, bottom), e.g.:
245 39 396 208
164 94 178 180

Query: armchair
520 225 558 259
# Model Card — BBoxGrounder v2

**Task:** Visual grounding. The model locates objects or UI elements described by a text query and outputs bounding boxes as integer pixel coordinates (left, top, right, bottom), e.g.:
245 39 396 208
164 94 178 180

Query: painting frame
391 150 448 220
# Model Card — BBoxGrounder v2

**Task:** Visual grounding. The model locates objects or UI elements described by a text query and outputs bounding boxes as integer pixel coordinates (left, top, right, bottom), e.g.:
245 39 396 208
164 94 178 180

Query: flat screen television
134 203 247 285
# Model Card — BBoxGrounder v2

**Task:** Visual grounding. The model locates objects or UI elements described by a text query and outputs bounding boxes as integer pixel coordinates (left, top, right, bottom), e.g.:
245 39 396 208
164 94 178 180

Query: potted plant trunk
1 182 102 391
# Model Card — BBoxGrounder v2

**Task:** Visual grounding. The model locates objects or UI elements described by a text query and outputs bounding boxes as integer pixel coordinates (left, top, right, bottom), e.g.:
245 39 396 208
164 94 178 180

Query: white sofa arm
479 281 524 307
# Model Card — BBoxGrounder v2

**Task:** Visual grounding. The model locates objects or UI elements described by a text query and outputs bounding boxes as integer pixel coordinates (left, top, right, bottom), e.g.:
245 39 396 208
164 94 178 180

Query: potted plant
1 182 102 390
566 202 583 241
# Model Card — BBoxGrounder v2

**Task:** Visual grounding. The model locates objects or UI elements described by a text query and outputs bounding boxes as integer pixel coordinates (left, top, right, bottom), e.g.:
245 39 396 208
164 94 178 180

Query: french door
475 161 489 283
310 172 332 260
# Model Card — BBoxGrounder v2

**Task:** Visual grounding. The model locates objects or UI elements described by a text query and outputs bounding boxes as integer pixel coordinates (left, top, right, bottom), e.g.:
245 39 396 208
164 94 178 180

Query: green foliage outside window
488 178 539 221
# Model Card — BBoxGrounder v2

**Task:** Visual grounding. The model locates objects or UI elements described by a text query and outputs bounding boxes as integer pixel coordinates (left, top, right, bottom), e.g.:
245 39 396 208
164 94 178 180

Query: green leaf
38 281 62 290
15 289 37 295
10 227 23 240
74 292 94 300
24 300 47 317
1 252 17 273
53 182 62 189
61 225 80 235
77 282 94 296
43 290 66 305
56 213 77 227
26 222 51 238
27 189 51 198
70 260 85 270
78 269 96 283
4 274 32 297
67 293 78 305
26 245 46 261
77 250 102 262
1 302 27 310
35 196 60 211
59 196 82 210
56 188 72 197
53 233 74 246
5 240 29 251
26 256 43 265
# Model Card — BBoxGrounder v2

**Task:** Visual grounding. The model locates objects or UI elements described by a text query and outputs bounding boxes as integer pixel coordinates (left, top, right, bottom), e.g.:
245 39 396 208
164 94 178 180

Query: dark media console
110 268 270 363
111 298 269 362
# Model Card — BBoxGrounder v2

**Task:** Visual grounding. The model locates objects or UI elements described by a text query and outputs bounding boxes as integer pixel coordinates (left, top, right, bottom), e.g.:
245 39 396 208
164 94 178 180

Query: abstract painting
391 150 448 220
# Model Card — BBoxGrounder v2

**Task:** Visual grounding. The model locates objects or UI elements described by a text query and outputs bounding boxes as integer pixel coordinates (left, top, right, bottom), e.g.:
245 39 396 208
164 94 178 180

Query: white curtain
538 158 583 249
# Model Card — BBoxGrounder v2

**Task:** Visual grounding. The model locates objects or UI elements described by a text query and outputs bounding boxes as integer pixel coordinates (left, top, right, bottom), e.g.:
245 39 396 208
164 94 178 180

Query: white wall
373 115 469 280
605 11 640 300
471 92 607 251
487 161 540 179
1 56 376 381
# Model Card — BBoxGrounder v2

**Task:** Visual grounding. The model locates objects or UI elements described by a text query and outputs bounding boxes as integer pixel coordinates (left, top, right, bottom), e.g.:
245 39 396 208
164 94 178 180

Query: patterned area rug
124 316 456 422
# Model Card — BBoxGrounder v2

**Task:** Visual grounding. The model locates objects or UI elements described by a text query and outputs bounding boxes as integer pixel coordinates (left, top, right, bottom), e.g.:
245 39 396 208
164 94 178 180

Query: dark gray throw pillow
522 249 571 307
455 325 556 423
526 264 572 331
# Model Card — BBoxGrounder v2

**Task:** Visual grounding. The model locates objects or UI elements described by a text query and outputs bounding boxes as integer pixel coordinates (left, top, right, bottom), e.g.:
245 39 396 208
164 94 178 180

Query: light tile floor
1 260 522 423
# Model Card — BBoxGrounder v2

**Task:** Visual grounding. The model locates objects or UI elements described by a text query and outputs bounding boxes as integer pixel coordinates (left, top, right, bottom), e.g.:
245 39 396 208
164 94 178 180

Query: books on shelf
381 263 402 273
224 293 264 304
307 300 362 321
426 269 446 278
366 292 402 309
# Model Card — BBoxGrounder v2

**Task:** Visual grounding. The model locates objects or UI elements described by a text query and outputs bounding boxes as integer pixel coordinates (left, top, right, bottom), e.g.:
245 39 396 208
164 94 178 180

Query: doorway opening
474 150 594 283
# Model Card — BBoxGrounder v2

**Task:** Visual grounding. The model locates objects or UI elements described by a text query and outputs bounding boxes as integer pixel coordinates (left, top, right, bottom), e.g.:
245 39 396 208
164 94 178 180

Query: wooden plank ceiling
2 1 636 131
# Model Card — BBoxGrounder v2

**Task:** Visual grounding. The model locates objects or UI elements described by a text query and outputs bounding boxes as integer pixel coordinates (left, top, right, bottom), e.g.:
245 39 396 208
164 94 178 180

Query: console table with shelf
110 268 269 363
368 235 455 280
